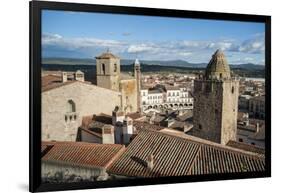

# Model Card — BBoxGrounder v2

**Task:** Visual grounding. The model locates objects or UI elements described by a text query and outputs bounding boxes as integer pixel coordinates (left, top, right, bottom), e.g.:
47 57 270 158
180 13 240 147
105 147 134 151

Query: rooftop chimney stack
256 123 260 133
147 154 154 170
112 106 125 144
75 70 85 82
62 72 68 83
112 106 125 125
122 116 133 144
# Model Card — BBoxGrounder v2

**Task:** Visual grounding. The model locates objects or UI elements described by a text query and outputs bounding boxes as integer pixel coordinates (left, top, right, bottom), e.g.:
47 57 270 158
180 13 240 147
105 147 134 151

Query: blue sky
42 10 265 65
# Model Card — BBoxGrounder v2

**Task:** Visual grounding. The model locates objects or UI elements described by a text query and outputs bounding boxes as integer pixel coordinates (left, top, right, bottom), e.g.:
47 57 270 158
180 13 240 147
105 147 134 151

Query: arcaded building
191 49 239 145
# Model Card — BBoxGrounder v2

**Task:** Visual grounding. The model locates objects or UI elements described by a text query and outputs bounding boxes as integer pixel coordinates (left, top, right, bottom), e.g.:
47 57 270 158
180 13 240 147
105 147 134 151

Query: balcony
65 112 78 122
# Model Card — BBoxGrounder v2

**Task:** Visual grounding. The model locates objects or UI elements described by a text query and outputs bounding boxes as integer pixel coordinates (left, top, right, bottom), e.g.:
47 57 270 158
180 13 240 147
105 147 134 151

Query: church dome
96 52 119 59
205 49 231 80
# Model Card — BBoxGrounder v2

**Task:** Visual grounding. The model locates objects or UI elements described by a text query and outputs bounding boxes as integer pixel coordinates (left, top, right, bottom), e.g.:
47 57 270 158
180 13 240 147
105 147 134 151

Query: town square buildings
41 50 266 182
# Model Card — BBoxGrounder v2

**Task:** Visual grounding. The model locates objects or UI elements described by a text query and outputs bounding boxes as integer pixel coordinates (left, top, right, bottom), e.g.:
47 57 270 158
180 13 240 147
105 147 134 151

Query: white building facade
141 86 193 113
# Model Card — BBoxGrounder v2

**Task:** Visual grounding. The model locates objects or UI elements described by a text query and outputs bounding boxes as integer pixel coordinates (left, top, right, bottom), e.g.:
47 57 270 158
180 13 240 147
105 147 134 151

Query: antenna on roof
106 47 110 53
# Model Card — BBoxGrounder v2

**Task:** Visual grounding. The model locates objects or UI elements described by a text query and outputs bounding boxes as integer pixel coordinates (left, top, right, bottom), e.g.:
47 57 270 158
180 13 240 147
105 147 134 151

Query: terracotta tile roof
237 119 265 141
151 114 166 123
94 113 112 124
176 111 193 122
80 127 102 138
41 141 56 156
89 121 106 132
95 52 119 59
166 86 180 91
81 114 112 129
41 74 94 92
169 121 192 131
127 112 144 120
133 121 165 133
108 130 265 177
42 141 125 169
42 74 75 92
226 140 265 155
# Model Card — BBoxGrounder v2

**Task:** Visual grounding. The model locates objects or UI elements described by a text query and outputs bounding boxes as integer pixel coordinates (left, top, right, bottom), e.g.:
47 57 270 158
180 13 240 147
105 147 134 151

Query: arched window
102 63 105 75
231 86 235 94
114 63 117 72
67 100 76 113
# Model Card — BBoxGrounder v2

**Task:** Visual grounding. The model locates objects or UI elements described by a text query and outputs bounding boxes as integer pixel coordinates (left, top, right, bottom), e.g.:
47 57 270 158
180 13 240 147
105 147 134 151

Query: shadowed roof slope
205 49 231 79
42 142 125 168
108 129 265 177
42 75 73 92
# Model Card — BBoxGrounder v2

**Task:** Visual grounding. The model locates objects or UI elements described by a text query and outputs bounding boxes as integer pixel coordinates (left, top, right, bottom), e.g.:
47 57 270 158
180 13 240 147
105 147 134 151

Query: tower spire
205 49 231 80
134 57 141 113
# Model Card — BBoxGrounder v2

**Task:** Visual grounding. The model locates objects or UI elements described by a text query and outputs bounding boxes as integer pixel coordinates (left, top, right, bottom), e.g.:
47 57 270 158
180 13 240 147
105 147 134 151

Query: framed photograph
30 1 271 192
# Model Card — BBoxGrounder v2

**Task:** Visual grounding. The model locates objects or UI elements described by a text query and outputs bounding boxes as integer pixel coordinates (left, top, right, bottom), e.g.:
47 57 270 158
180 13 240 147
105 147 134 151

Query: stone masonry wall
42 82 121 142
42 161 108 182
193 79 239 144
120 79 138 113
193 80 224 143
221 80 239 144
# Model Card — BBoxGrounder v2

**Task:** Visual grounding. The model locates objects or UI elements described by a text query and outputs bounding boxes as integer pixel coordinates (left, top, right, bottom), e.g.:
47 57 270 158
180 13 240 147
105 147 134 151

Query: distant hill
42 57 264 70
229 63 265 70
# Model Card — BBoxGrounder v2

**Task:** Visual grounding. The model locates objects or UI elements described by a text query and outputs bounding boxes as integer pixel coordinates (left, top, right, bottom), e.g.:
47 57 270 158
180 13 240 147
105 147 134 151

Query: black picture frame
30 1 271 192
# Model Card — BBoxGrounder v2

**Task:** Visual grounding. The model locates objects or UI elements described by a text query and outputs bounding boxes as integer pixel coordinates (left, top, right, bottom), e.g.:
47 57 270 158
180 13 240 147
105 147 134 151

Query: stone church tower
96 51 120 91
192 49 239 145
134 59 141 113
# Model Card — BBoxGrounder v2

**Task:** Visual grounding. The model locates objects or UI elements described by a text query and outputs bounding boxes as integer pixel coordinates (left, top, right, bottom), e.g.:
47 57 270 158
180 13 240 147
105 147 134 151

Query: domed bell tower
192 49 239 145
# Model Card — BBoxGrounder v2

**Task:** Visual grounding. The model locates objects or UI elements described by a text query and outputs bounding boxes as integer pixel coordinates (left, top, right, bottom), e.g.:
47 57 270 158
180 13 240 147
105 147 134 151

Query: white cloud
127 44 155 53
43 33 126 49
122 32 132 36
238 39 265 54
42 33 265 64
178 52 193 56
232 34 265 54
245 57 254 61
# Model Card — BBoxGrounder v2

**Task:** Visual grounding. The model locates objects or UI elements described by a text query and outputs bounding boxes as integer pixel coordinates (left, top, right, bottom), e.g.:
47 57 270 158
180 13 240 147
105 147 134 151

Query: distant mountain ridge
42 57 265 70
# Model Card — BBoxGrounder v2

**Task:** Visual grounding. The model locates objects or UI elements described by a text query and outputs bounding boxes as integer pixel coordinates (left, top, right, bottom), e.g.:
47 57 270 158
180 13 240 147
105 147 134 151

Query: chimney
75 70 85 82
62 72 68 83
122 116 133 144
112 106 125 126
102 125 115 144
147 154 154 170
243 120 249 126
150 112 156 124
178 110 183 116
256 123 260 133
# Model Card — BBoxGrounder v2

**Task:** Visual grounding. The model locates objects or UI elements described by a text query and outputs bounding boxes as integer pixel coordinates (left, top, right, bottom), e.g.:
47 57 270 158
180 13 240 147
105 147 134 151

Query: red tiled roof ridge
144 129 264 158
42 79 76 92
108 129 265 177
226 140 265 155
42 141 122 146
42 141 125 168
42 79 121 93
